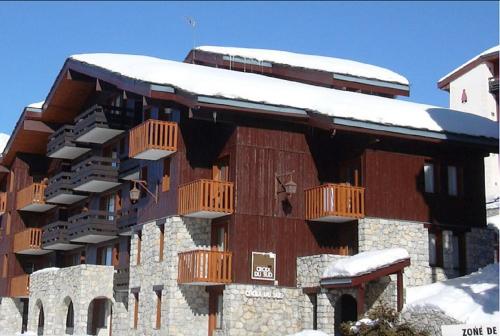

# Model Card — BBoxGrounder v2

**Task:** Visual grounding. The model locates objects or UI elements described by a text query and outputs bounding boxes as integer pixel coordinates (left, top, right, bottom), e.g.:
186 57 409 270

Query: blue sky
0 1 498 135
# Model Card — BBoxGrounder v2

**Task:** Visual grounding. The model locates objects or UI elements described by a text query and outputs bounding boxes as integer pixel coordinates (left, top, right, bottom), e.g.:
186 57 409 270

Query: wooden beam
397 270 403 312
357 284 365 317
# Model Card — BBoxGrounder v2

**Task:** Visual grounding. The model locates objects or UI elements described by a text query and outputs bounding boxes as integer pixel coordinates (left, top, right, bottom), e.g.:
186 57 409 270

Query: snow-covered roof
0 133 9 153
439 45 500 84
31 267 59 275
68 54 498 140
406 263 499 324
196 46 410 86
27 101 44 109
322 248 410 278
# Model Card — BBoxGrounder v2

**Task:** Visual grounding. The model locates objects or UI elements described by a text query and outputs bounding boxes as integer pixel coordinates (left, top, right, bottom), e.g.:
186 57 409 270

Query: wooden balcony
72 155 120 193
113 267 130 292
489 77 499 93
73 104 134 144
178 179 234 218
16 183 56 212
0 192 6 214
178 250 232 285
42 220 82 251
13 228 49 255
47 125 90 160
45 171 87 205
129 119 178 160
117 207 138 236
68 210 117 243
305 183 365 222
10 274 30 298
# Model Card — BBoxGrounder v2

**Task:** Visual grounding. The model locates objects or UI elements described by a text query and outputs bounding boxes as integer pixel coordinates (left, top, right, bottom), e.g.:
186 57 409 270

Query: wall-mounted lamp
275 171 297 199
130 179 158 203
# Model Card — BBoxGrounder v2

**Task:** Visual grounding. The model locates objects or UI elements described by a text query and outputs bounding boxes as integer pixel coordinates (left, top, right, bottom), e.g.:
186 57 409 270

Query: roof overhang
320 258 410 289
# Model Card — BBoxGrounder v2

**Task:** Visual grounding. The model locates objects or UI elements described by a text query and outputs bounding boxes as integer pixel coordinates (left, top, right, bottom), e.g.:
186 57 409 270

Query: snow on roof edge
68 53 498 141
439 45 500 84
322 248 410 278
195 45 410 86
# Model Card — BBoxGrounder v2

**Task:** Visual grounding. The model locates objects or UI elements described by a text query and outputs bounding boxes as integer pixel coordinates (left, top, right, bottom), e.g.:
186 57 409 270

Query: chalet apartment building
0 46 497 336
437 45 500 217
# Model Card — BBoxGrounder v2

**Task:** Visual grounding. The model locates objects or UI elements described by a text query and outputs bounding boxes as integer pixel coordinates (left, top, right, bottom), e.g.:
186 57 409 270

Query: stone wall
0 297 24 335
296 254 346 288
128 216 211 336
221 284 304 336
358 217 432 286
27 265 120 336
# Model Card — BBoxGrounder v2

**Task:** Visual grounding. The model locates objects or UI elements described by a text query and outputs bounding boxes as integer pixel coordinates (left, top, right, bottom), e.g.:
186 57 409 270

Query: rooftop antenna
186 16 196 63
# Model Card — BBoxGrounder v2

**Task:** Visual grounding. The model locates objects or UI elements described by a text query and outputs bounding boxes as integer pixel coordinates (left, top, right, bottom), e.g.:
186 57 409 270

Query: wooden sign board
251 252 276 281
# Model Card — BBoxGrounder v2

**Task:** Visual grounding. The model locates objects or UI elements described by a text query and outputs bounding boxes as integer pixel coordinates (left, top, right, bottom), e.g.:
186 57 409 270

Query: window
97 246 113 266
159 225 165 262
133 293 139 329
100 194 116 221
424 163 435 193
162 158 171 192
155 290 162 329
447 166 458 196
140 166 148 198
428 233 437 266
215 293 223 330
65 301 74 334
428 230 443 267
136 231 142 265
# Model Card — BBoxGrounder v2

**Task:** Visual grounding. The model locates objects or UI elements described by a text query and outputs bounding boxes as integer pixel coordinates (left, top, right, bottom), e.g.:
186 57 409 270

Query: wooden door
208 288 223 336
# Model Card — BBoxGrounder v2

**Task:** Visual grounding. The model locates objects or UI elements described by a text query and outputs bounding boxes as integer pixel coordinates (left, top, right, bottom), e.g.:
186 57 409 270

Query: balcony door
211 221 228 252
212 156 229 182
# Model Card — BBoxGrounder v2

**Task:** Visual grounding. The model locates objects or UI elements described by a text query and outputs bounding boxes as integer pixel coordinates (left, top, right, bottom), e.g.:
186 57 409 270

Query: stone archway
63 297 75 335
35 299 44 336
334 294 357 335
87 297 113 336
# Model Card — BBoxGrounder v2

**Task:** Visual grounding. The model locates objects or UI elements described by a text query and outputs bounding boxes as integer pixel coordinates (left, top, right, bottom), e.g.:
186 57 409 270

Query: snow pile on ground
196 46 409 85
287 330 330 336
487 214 500 231
68 54 498 140
0 133 9 153
349 318 378 333
322 248 409 278
406 263 499 323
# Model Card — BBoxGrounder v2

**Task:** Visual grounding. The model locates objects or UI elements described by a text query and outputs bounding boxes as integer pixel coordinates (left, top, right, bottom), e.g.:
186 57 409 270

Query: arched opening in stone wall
334 294 357 335
64 297 75 335
35 299 44 336
87 297 113 336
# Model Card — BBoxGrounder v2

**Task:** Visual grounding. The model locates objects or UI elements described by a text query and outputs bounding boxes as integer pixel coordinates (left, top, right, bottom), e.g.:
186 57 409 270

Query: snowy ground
406 263 499 324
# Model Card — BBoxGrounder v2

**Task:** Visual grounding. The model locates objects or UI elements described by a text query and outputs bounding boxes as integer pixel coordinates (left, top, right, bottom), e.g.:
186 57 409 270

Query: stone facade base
0 297 24 335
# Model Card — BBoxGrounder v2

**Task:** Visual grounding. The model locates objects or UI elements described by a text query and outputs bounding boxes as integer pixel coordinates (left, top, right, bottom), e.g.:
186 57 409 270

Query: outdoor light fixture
130 179 158 203
275 171 297 199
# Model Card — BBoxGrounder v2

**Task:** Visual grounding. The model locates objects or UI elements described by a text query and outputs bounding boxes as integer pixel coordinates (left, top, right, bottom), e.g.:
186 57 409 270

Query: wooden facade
0 53 495 299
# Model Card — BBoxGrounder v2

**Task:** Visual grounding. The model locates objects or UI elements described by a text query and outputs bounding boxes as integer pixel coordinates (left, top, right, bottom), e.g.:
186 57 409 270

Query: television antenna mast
186 16 197 63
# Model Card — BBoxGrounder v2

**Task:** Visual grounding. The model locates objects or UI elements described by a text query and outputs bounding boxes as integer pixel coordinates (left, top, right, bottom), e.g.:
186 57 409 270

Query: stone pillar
316 290 335 335
0 297 24 335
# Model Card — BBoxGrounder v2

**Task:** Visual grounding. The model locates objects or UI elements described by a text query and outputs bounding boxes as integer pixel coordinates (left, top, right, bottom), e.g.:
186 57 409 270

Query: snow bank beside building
406 263 499 323
287 330 330 336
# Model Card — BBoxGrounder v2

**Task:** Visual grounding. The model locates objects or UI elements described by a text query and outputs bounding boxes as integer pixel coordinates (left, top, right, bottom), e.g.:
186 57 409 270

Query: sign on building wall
251 252 276 281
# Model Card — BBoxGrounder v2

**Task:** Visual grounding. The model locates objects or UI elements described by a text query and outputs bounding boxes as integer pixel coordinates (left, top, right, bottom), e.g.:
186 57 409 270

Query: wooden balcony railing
178 250 232 285
305 183 365 222
178 179 234 218
10 274 30 298
16 183 53 212
0 192 7 214
13 228 42 254
129 119 178 160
